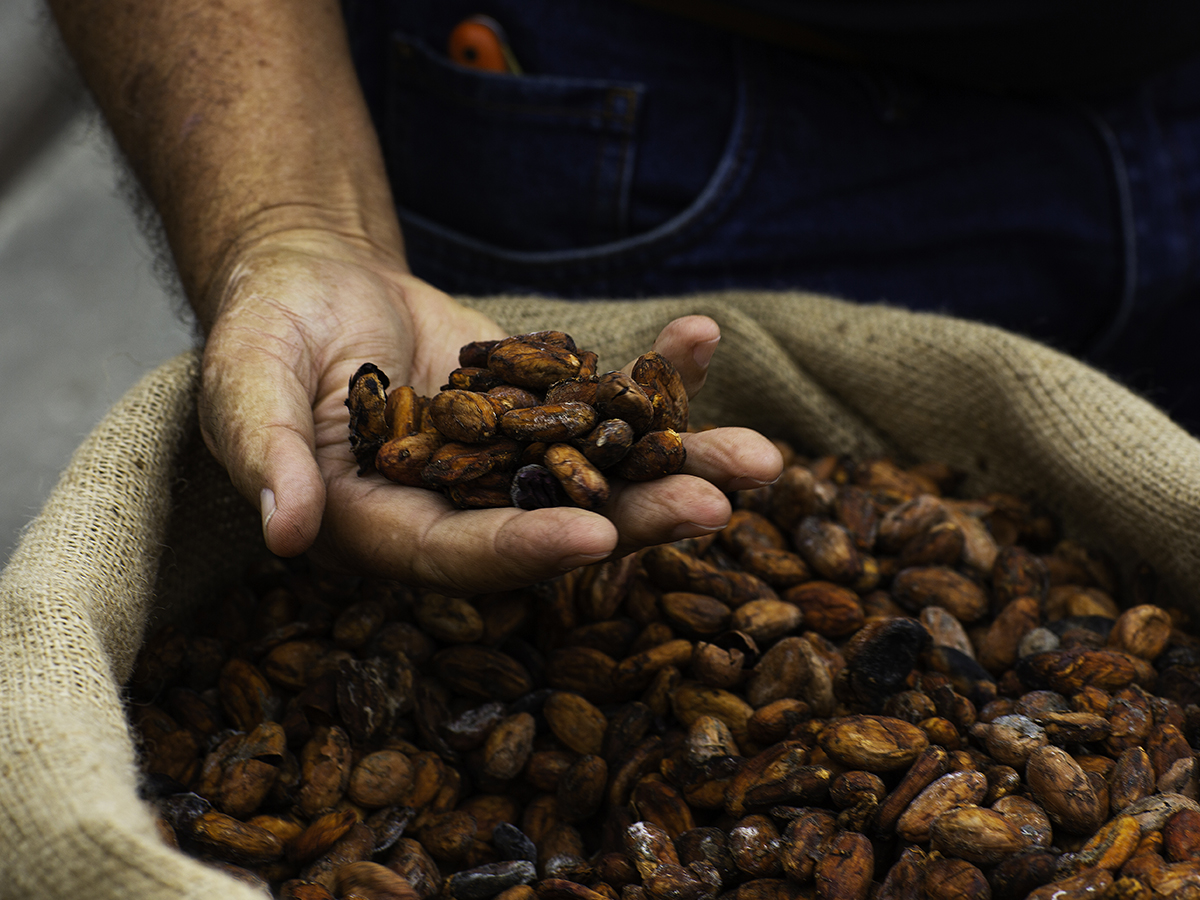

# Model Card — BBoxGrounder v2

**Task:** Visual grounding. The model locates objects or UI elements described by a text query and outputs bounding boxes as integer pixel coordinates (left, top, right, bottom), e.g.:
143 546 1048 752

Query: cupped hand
199 231 782 594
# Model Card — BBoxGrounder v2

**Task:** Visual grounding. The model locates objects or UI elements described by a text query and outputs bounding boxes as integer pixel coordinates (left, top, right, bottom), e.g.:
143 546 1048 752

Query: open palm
199 231 781 594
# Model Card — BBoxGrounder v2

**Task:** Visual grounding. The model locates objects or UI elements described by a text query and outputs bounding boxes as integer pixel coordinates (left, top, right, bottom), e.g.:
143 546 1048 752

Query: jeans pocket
385 32 644 252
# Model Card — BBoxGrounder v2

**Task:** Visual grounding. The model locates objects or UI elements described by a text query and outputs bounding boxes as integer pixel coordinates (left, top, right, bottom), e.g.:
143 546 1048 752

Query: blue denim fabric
343 0 1200 432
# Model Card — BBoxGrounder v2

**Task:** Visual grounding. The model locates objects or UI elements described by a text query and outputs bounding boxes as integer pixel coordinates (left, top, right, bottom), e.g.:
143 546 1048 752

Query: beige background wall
0 0 195 565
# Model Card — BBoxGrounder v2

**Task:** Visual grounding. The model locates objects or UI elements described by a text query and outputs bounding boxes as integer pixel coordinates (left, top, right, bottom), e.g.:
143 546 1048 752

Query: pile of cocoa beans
130 448 1200 900
345 331 688 510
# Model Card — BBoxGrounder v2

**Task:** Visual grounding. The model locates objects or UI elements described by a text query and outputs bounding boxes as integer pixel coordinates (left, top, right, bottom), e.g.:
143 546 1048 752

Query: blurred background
0 0 195 566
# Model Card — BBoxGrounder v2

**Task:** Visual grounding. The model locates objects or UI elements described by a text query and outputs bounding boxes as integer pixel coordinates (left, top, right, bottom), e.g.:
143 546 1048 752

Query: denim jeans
344 0 1200 433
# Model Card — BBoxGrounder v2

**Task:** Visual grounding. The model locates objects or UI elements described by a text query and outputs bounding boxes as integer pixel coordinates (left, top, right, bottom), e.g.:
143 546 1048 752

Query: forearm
47 0 404 330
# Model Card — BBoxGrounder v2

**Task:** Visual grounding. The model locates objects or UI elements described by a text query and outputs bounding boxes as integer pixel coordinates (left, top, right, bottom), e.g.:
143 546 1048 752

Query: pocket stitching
393 34 643 132
399 41 763 288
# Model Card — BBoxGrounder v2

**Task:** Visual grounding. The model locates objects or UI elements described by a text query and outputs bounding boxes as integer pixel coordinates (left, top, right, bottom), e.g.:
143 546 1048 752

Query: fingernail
670 521 725 542
727 475 780 492
693 336 720 369
559 550 611 570
260 488 276 542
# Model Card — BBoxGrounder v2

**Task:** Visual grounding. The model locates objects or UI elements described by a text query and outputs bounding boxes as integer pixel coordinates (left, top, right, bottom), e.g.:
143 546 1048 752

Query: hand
200 230 783 594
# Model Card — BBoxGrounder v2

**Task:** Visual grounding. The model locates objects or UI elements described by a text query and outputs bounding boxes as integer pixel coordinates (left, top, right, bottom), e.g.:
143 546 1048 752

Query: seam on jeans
590 97 610 243
589 88 640 242
1080 105 1138 361
399 40 758 284
616 88 640 238
603 88 640 240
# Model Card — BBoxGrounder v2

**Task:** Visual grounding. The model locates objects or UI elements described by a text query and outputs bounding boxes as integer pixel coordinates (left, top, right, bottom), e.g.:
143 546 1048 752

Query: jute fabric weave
1 291 1197 898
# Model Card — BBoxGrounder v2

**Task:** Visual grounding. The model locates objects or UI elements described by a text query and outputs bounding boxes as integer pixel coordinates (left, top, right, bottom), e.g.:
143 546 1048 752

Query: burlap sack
2 290 1199 898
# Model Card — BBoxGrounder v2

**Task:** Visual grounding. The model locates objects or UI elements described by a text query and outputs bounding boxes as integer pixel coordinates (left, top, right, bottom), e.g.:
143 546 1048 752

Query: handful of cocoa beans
130 448 1200 900
345 332 688 510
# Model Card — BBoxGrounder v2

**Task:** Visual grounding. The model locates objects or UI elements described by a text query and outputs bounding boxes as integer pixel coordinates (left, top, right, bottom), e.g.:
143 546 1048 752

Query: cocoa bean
483 713 537 782
992 794 1053 849
671 682 753 747
428 390 503 444
1027 868 1114 900
446 470 516 509
542 443 610 510
919 605 974 658
557 755 608 823
781 582 861 638
631 779 694 839
625 821 681 879
892 566 989 623
386 838 442 900
191 809 286 865
432 646 534 701
135 440 1200 900
576 419 635 469
413 594 485 644
348 750 414 809
447 861 538 900
459 341 499 368
1108 604 1172 660
895 770 987 843
1163 808 1200 862
661 593 732 638
631 351 689 433
929 805 1028 865
422 439 522 486
297 725 352 817
724 742 828 817
922 857 988 900
1026 746 1106 834
813 831 872 900
446 366 505 393
502 404 598 443
989 850 1058 900
594 371 655 433
335 861 421 900
793 518 862 584
487 334 582 390
877 495 948 553
420 810 478 865
690 642 748 690
744 637 810 709
543 691 608 756
737 548 812 589
614 430 687 482
818 716 929 772
779 811 835 883
346 363 390 472
728 814 782 878
490 384 543 411
729 599 804 645
874 744 951 835
1070 815 1141 873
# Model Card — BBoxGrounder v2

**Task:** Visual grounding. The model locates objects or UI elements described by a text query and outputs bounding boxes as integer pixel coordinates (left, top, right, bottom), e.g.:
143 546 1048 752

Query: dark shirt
637 0 1200 92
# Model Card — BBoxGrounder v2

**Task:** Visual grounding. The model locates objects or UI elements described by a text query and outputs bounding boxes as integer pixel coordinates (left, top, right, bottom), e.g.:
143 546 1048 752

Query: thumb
199 343 326 558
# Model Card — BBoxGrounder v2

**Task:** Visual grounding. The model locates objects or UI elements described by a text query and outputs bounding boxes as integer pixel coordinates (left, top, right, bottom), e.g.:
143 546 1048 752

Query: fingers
603 474 732 558
311 416 783 593
291 301 777 592
316 478 619 594
316 429 782 591
680 426 785 492
200 328 327 558
643 314 722 398
599 426 784 557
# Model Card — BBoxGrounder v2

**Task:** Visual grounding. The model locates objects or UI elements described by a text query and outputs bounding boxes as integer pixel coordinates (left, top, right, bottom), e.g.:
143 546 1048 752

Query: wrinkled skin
199 229 783 594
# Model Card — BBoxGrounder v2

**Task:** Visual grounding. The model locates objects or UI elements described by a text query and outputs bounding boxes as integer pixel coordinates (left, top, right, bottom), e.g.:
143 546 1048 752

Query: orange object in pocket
448 15 522 74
